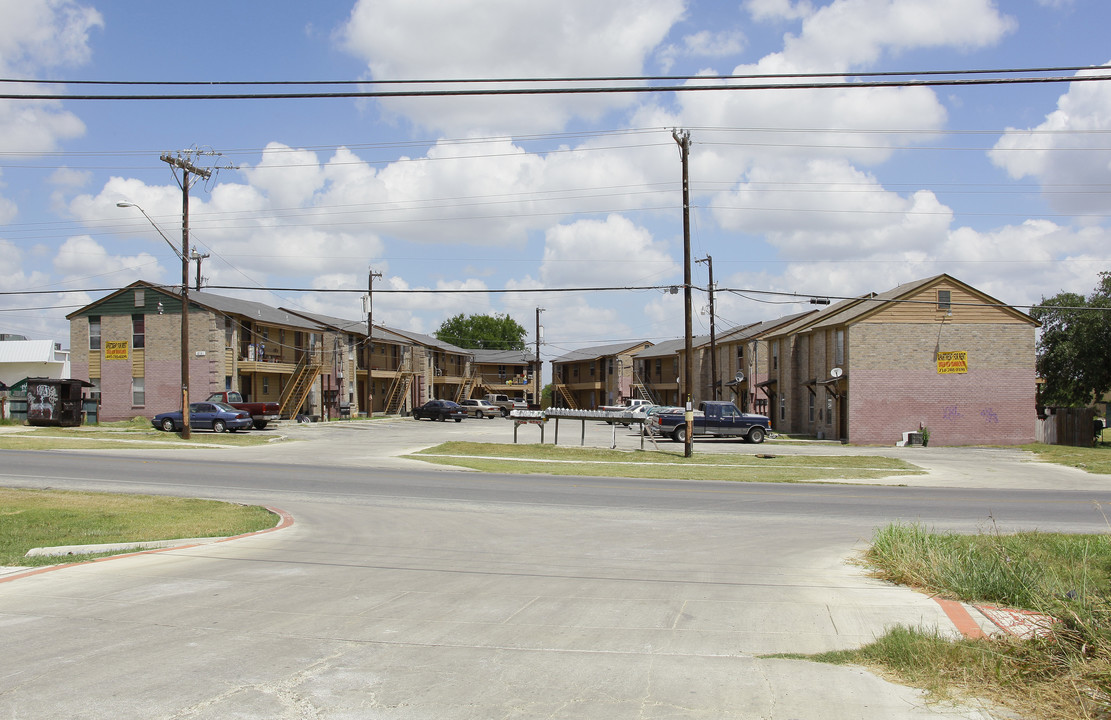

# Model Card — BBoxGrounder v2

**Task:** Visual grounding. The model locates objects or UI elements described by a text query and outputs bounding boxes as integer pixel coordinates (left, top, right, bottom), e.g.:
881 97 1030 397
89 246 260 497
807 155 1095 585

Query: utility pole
673 128 694 458
535 307 545 408
191 249 210 291
696 255 719 400
161 152 211 440
365 268 382 417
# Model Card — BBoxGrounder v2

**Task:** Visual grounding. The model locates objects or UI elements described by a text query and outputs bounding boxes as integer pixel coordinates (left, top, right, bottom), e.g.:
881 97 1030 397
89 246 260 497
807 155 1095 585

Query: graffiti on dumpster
28 383 59 421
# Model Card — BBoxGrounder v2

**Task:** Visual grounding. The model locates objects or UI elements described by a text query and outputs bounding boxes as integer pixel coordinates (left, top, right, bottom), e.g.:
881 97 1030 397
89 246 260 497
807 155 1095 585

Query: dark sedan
153 401 253 433
412 399 466 422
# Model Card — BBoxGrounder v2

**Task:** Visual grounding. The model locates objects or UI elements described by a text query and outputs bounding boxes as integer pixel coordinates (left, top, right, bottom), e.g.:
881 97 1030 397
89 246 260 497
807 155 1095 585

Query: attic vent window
937 290 951 312
134 289 144 307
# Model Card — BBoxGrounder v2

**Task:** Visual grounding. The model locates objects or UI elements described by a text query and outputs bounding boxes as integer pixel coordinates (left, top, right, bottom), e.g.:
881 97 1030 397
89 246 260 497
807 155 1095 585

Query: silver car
458 398 498 419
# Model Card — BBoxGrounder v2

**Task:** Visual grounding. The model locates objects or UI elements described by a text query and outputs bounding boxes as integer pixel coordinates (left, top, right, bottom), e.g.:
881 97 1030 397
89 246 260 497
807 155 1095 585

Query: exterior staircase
455 366 478 403
632 374 658 404
383 371 415 415
279 352 324 419
551 373 579 409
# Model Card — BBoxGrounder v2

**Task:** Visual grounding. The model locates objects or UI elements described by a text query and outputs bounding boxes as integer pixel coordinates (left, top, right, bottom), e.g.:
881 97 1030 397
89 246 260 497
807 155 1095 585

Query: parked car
152 401 253 433
205 390 281 430
459 398 498 418
412 399 466 422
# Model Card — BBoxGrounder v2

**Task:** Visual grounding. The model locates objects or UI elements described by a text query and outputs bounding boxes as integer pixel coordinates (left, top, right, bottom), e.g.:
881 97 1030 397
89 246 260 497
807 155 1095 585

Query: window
132 376 145 406
655 358 662 377
736 344 744 365
132 314 145 349
262 378 269 395
89 316 101 350
608 359 613 375
937 290 952 312
808 393 815 423
834 329 844 367
779 396 786 421
134 289 144 307
772 341 779 370
88 378 101 400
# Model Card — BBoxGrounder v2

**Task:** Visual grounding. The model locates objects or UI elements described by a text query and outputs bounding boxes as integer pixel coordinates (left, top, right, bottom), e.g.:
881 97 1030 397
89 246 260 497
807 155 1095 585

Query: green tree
1030 272 1111 407
434 313 528 350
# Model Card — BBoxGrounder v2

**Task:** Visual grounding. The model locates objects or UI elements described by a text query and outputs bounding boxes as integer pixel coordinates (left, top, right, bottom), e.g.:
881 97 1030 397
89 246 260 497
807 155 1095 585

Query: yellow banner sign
937 351 968 374
104 340 129 360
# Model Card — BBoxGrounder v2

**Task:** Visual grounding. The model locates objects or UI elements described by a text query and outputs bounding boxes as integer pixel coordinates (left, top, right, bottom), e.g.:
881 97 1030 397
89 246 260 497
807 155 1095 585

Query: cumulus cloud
540 214 678 288
710 158 953 256
774 0 1015 70
990 65 1111 216
53 235 164 283
338 0 685 134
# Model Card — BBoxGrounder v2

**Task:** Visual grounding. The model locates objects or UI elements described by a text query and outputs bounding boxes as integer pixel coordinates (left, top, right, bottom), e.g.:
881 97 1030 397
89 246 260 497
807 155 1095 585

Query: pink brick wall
847 321 1036 445
849 368 1034 445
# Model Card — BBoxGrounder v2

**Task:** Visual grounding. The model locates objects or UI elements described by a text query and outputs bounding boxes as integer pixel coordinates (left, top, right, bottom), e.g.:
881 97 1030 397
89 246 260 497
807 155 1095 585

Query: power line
3 68 1111 101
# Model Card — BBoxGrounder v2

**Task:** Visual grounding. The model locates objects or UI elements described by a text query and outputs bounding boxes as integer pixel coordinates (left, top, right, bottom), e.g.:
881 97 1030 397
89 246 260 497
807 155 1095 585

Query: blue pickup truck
648 401 771 444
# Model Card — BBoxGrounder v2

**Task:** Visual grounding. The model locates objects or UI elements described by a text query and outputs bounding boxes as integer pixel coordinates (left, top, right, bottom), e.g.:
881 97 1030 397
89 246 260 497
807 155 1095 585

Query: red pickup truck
205 391 281 430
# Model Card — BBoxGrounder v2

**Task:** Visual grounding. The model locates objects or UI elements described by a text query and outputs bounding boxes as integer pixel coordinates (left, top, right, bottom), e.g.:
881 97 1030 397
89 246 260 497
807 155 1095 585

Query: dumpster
25 377 94 427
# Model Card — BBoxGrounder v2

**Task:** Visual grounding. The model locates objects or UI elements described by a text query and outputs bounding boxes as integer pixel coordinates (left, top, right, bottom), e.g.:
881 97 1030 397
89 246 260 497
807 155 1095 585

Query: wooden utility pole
191 249 210 291
161 153 211 439
366 268 382 417
697 255 719 400
673 129 694 458
535 307 545 408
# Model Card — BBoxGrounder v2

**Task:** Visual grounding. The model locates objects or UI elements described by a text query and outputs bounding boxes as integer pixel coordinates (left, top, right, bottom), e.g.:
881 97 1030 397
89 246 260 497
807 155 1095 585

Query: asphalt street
0 418 1107 719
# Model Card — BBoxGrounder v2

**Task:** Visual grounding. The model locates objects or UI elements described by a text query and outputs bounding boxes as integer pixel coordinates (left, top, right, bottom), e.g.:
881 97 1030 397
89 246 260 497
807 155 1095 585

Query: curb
0 506 293 585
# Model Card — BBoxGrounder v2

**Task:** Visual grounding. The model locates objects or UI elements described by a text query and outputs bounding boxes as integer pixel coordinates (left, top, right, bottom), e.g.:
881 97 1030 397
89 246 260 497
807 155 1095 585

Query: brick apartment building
760 274 1038 445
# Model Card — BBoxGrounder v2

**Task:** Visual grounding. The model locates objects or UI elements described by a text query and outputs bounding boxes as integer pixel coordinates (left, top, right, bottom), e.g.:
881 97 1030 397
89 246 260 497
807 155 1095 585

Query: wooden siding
864 281 1031 325
71 286 184 318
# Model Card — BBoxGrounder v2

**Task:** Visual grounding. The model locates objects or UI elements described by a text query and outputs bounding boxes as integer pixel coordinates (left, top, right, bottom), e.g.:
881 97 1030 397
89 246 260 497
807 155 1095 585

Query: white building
0 340 71 388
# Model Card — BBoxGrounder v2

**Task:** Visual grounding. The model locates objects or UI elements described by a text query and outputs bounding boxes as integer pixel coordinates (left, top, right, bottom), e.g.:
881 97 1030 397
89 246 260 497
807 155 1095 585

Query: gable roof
551 340 654 364
470 348 536 364
633 335 713 358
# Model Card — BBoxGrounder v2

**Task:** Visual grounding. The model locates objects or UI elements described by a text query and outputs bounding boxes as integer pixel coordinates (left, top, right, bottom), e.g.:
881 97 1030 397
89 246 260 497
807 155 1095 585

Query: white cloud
990 65 1111 216
48 167 91 188
746 0 814 21
540 214 678 288
53 235 164 284
775 0 1015 70
339 0 685 134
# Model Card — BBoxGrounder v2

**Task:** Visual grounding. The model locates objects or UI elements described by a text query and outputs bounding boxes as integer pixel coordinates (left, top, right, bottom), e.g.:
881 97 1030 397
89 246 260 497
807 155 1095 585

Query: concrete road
0 419 1106 719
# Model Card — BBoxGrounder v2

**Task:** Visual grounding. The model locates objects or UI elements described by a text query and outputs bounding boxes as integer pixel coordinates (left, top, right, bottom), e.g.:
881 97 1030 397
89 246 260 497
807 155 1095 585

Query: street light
116 202 182 260
117 200 192 439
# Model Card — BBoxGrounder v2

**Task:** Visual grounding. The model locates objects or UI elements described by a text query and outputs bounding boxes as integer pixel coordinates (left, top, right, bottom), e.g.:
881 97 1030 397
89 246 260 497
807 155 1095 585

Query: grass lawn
795 523 1111 719
1024 440 1111 474
0 488 277 568
408 441 923 483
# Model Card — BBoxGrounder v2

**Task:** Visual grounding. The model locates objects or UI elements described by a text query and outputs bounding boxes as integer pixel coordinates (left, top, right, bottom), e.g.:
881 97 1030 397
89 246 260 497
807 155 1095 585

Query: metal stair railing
279 352 324 419
551 373 579 409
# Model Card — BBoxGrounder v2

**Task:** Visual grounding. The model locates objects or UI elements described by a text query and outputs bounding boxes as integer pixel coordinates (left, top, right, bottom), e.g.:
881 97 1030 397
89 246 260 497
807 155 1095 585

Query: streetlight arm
116 202 184 260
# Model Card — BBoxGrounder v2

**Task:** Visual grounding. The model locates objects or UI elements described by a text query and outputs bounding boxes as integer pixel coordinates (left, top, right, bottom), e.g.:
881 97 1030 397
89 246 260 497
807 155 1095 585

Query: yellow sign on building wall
104 341 129 360
937 350 968 374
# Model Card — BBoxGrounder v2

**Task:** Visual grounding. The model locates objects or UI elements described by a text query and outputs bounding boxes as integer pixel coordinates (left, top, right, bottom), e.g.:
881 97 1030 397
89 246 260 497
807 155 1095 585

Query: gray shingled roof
189 290 324 331
470 348 537 364
633 335 712 358
550 340 653 364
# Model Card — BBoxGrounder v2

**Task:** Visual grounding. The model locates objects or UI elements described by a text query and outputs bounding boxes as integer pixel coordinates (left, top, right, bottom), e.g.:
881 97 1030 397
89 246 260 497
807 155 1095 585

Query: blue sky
2 0 1110 361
